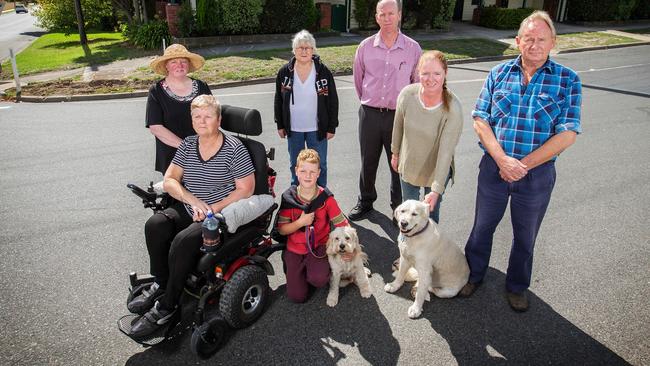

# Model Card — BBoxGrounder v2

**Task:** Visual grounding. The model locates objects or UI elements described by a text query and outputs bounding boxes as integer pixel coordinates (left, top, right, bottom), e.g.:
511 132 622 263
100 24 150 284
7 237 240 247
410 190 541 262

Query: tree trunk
74 0 88 45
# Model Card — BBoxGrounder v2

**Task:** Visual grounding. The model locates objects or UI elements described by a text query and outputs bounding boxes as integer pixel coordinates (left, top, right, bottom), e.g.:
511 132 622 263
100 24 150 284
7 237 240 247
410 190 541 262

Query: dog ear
348 226 360 252
326 230 337 255
422 201 430 214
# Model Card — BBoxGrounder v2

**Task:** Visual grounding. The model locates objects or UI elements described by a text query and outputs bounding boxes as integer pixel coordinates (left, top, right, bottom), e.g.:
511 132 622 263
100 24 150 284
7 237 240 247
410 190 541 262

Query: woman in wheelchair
128 94 255 338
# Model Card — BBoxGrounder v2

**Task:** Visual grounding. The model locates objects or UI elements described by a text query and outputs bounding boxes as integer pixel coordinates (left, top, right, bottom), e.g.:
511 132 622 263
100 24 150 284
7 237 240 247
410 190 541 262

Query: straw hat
150 44 205 75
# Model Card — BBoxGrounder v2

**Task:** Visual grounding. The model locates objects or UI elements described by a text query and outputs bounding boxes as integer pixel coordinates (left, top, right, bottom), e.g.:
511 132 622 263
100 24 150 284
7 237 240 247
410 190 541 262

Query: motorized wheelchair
117 105 283 359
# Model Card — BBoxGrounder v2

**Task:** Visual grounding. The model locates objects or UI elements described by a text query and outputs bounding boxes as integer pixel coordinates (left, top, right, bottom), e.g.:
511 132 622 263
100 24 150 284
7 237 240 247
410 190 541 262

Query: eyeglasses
296 46 313 53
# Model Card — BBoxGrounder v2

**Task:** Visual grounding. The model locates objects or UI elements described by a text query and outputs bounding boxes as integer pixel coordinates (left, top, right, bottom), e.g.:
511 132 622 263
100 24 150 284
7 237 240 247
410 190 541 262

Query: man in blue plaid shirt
459 11 582 312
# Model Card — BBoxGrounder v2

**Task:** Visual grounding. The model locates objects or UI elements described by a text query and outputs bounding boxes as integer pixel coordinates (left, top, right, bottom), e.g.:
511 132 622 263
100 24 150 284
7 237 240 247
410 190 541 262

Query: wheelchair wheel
190 316 229 359
219 265 269 329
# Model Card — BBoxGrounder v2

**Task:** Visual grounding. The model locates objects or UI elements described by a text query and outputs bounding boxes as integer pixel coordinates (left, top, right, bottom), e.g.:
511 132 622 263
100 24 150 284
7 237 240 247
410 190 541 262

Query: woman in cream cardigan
390 50 463 223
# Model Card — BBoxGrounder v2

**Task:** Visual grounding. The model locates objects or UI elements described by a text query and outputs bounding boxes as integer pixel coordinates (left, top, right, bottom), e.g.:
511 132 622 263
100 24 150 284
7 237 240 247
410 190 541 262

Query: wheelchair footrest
117 314 170 347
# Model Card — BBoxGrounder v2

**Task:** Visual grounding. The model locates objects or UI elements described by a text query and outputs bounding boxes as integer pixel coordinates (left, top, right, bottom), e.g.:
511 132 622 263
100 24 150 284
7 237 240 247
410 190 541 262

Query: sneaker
458 282 480 298
506 291 529 312
348 201 373 221
127 282 164 315
129 301 176 339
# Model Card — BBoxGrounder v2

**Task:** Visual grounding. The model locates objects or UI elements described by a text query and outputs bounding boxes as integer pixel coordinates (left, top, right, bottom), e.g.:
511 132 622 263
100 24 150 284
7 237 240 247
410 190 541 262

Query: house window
471 0 480 4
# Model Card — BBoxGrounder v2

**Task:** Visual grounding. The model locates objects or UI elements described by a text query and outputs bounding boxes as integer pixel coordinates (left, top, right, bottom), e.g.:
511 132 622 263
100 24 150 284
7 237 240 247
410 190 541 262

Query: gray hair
377 0 401 11
519 10 556 38
292 30 317 54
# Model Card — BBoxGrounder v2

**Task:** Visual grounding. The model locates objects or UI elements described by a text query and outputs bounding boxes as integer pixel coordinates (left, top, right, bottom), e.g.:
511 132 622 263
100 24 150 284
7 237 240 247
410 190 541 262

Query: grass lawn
555 31 640 50
623 27 650 35
176 38 516 84
0 32 153 77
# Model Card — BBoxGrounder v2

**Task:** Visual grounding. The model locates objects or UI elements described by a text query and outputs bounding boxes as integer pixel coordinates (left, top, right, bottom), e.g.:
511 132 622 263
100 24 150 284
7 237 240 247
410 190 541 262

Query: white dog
385 200 470 319
326 226 372 307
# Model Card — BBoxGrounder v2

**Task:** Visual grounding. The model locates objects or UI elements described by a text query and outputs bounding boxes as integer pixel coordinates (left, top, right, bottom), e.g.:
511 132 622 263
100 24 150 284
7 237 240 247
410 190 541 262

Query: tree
34 0 114 31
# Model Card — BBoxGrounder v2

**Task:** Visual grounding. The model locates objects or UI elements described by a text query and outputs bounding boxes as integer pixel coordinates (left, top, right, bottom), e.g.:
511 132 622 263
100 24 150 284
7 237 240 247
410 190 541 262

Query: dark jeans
144 201 203 310
465 154 556 294
283 246 330 303
287 130 328 187
357 105 402 209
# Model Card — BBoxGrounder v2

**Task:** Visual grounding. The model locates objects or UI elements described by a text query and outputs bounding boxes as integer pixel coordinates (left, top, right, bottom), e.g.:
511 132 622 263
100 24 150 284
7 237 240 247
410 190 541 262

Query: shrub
567 0 639 22
177 0 198 37
432 0 457 29
217 0 263 35
353 0 379 30
402 0 438 29
129 20 171 49
631 0 650 19
479 6 535 30
260 0 318 34
34 0 114 32
195 0 220 36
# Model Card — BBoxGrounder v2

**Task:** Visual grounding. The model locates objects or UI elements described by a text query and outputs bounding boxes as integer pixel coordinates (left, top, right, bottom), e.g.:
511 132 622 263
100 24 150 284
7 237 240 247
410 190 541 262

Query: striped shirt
172 133 255 215
472 56 582 160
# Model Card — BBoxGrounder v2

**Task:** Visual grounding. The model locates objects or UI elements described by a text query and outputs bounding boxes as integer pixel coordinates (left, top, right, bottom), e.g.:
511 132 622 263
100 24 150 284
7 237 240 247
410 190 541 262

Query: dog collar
401 220 430 238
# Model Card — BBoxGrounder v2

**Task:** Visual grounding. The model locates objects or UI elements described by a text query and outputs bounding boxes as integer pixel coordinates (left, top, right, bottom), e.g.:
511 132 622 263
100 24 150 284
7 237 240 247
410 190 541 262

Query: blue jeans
287 131 328 187
400 168 451 223
465 154 556 293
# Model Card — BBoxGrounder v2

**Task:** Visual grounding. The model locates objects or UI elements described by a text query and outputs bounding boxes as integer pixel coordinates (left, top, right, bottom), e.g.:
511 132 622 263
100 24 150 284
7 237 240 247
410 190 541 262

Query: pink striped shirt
353 32 422 110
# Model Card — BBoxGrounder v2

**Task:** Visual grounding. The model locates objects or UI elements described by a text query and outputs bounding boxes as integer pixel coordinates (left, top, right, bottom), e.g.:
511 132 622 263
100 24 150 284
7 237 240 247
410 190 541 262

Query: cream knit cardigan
391 83 463 194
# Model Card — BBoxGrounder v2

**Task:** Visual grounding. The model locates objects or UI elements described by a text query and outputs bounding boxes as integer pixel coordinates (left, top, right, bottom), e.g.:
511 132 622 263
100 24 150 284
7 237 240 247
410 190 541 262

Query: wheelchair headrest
220 105 262 136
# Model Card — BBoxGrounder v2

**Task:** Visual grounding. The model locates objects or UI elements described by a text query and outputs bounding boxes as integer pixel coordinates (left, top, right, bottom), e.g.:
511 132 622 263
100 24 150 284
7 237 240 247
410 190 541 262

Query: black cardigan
274 55 339 140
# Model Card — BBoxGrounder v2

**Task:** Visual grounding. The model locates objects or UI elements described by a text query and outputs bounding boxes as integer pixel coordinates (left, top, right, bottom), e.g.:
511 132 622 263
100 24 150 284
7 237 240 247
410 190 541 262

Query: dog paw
384 282 400 293
363 267 371 277
326 294 338 307
407 304 423 319
410 286 418 299
360 289 372 298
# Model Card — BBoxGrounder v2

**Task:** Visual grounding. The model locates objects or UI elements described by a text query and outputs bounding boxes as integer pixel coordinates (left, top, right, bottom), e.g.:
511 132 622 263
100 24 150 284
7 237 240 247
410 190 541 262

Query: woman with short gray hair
274 29 339 187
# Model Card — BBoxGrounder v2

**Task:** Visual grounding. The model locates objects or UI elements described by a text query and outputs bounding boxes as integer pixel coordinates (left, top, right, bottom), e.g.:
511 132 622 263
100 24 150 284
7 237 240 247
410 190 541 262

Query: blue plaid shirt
472 56 582 160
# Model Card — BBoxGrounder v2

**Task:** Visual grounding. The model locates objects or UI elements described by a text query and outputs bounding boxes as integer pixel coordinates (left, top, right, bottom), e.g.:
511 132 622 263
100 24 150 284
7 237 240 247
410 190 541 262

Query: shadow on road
407 268 629 365
121 212 628 365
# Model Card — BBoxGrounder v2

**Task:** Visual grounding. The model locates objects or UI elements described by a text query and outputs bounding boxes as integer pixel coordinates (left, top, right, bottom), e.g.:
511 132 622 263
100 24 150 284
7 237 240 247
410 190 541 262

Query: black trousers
144 201 203 310
357 105 402 209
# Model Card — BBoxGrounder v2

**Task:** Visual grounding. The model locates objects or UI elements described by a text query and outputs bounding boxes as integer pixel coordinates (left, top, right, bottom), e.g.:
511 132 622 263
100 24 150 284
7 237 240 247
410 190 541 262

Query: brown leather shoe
507 291 529 312
458 282 479 297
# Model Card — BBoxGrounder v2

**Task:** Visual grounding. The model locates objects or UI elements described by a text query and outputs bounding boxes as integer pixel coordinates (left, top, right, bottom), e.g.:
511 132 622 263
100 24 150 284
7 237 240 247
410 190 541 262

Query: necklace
297 186 317 202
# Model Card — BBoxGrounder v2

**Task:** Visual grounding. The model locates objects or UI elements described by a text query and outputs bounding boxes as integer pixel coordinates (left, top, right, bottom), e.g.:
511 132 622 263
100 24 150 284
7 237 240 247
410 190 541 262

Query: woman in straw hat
146 44 212 174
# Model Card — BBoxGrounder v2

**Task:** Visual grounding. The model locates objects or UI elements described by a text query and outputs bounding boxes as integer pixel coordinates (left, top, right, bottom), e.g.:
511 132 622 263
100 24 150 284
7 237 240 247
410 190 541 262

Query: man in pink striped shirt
349 0 422 221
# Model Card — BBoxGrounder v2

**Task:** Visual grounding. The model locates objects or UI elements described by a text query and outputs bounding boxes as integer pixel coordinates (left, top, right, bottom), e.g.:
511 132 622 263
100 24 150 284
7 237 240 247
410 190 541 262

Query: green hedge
259 0 317 34
567 0 640 21
479 6 535 30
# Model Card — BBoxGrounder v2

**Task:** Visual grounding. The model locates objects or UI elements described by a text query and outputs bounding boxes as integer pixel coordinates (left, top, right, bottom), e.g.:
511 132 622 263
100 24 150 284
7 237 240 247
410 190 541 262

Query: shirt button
381 97 385 99
383 85 386 88
386 62 389 65
384 74 387 76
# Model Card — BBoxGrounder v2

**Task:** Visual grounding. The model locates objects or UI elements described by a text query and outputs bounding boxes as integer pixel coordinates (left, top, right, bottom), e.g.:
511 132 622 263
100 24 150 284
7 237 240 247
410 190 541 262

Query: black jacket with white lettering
274 55 339 140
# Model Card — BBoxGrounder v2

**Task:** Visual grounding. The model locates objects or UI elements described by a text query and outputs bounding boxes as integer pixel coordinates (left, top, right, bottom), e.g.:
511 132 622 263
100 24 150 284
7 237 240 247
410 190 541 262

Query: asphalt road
0 45 648 366
0 10 44 63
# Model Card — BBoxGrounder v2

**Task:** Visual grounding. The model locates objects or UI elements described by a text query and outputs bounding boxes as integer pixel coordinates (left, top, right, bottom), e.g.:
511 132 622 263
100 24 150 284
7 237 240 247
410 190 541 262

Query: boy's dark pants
283 246 330 303
465 154 556 294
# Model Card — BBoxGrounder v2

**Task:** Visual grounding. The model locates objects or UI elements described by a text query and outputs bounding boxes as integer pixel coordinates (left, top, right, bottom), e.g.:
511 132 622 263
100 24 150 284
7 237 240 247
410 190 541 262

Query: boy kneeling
276 149 348 302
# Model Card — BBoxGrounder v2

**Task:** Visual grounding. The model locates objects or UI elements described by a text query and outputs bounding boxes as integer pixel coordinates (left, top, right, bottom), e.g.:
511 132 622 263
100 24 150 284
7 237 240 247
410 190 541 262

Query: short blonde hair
297 148 320 167
292 30 317 54
519 10 556 38
191 94 221 117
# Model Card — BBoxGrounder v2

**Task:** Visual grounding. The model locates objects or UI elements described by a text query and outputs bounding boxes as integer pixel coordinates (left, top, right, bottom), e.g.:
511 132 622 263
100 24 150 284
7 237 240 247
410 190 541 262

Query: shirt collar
512 55 554 73
373 31 405 50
